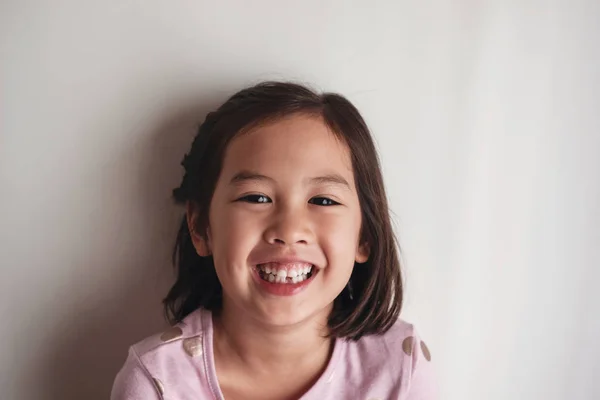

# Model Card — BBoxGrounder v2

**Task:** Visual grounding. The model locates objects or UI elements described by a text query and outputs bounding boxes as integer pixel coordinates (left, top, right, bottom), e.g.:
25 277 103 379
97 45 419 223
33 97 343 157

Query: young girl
111 82 436 399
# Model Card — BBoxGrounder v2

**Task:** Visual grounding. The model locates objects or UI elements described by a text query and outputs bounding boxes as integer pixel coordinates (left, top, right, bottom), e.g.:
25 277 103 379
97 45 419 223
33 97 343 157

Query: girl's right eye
238 194 272 204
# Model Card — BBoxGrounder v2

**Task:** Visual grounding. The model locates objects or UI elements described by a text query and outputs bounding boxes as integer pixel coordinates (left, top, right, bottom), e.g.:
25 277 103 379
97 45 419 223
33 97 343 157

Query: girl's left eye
309 197 340 206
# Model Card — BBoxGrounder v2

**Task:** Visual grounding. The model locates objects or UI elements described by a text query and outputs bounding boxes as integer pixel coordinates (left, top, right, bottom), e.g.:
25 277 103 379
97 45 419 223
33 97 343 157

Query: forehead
221 114 354 182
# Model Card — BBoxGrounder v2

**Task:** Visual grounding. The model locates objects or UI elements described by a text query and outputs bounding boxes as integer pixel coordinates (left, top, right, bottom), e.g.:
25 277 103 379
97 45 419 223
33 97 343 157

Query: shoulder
354 318 432 365
345 318 436 398
111 346 163 399
130 307 206 361
111 308 210 400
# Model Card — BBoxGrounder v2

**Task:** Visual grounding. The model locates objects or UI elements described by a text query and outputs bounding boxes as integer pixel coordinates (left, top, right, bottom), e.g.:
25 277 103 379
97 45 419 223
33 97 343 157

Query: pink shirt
111 308 436 399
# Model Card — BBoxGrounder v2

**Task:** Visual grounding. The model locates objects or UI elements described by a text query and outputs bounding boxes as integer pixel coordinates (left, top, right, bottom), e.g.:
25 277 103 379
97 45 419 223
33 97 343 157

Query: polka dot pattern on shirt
152 377 165 397
183 334 203 357
402 335 431 361
420 340 431 361
402 336 414 356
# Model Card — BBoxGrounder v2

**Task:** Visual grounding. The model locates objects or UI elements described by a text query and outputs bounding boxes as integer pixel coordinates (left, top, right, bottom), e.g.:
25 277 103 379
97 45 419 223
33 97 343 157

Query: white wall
1 1 599 399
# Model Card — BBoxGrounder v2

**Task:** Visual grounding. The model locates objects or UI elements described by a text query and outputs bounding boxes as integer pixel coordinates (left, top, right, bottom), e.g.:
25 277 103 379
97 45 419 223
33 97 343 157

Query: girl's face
200 114 368 327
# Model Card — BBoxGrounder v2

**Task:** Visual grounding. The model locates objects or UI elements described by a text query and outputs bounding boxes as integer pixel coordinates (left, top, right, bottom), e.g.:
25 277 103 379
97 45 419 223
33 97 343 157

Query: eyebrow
229 170 351 190
230 171 275 185
308 174 351 190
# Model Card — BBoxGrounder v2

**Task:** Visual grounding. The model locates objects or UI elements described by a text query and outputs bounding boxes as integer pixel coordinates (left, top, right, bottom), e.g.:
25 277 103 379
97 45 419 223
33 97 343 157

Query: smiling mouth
256 262 316 284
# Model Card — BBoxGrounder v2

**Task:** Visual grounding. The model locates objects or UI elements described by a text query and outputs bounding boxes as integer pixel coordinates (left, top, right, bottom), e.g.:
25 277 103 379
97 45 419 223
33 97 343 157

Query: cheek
208 208 263 295
209 206 263 262
317 211 362 263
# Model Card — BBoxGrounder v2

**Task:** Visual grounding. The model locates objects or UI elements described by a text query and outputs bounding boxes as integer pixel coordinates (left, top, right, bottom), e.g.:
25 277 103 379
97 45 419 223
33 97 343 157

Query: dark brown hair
165 81 402 340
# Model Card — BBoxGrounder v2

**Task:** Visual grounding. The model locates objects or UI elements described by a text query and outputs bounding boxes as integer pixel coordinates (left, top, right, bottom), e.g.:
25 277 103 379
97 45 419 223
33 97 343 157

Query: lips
250 258 319 296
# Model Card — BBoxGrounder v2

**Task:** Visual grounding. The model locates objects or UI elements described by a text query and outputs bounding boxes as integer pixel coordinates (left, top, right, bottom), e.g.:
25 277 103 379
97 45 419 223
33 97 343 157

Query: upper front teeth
259 263 313 283
263 265 312 277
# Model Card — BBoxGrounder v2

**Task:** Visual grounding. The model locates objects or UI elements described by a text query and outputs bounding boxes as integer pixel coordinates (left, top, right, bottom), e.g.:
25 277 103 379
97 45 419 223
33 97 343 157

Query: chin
253 301 331 329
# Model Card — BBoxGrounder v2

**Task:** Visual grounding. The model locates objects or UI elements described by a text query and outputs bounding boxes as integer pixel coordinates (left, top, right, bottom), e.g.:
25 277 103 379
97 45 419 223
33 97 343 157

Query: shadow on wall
38 97 222 400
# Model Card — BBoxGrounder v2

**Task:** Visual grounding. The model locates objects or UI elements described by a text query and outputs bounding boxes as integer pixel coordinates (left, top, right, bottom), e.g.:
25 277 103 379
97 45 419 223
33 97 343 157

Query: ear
186 201 211 257
355 241 370 264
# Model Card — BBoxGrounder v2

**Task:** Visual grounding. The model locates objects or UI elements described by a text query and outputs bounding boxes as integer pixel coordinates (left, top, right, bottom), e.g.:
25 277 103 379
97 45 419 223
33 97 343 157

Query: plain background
1 1 599 399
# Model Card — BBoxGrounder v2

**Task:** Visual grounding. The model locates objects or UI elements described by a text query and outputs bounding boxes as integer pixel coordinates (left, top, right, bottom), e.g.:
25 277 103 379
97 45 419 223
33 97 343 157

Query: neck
213 298 333 375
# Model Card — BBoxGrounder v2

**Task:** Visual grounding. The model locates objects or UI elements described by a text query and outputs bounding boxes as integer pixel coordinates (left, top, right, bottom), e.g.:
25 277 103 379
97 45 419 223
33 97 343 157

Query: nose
263 206 313 246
